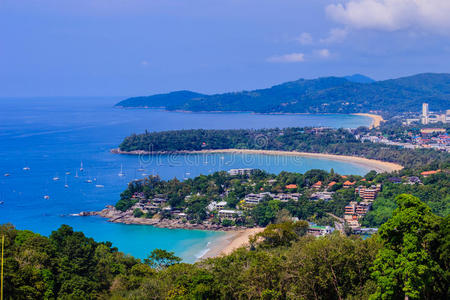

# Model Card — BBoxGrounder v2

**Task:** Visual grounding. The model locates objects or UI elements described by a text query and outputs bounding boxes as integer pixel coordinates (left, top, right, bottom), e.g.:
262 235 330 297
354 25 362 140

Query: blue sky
1 0 450 97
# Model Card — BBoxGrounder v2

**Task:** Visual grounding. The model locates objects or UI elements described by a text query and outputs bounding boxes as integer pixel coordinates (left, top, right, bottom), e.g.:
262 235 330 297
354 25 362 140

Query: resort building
228 168 255 176
285 184 298 189
355 184 381 201
310 191 334 201
244 193 269 205
343 181 356 188
216 201 227 210
312 181 322 189
271 193 301 202
420 170 441 177
307 225 334 237
218 209 243 219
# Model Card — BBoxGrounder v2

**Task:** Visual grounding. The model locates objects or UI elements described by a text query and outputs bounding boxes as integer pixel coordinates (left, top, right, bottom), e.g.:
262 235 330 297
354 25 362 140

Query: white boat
65 171 71 175
80 161 84 171
23 167 30 171
85 179 93 183
53 176 60 181
95 184 104 188
44 195 50 200
64 175 69 188
4 173 10 177
118 164 125 177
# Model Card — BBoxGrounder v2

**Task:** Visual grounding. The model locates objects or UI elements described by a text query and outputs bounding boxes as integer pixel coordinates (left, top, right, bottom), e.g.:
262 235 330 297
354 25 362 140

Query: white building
218 209 243 219
228 168 254 176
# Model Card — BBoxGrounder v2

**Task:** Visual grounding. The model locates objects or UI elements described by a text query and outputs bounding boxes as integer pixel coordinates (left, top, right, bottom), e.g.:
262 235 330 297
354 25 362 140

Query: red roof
421 170 441 176
285 184 298 189
343 180 356 186
312 181 322 187
328 181 336 187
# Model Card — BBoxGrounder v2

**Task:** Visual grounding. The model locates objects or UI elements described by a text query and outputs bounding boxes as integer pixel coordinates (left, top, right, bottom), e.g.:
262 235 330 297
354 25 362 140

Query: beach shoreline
352 113 384 128
201 227 264 259
111 148 403 173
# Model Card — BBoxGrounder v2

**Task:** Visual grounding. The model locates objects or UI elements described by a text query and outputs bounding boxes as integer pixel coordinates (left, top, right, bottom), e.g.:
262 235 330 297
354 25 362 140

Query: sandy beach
112 148 402 173
353 113 384 128
198 149 402 172
202 227 264 259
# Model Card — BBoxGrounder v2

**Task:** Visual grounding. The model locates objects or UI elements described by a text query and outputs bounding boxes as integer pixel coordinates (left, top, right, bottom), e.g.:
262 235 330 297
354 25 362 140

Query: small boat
95 184 104 188
80 161 84 172
53 176 60 181
4 173 10 177
64 175 69 188
23 167 30 171
85 179 93 183
65 171 71 175
44 195 50 200
118 164 125 177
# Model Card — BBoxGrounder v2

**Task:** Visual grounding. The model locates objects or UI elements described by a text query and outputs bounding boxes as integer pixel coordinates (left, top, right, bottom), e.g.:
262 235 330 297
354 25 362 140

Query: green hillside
116 73 450 115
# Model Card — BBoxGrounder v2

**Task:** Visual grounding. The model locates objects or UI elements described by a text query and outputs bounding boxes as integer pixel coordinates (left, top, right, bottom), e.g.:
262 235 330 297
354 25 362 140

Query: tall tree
371 194 446 300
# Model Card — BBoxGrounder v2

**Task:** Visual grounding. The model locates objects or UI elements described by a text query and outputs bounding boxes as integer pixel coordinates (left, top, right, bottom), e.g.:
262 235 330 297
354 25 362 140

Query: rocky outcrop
77 205 246 231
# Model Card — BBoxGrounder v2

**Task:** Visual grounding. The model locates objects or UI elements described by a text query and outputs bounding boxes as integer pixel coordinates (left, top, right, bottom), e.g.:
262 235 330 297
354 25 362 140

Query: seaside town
85 164 446 239
356 103 450 152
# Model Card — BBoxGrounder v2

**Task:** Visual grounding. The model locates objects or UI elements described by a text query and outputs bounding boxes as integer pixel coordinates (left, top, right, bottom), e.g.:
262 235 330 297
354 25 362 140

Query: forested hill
116 73 450 115
118 128 450 169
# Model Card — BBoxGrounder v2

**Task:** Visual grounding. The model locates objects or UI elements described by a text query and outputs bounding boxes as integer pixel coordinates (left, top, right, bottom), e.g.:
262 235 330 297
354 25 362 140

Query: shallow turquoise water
0 97 371 262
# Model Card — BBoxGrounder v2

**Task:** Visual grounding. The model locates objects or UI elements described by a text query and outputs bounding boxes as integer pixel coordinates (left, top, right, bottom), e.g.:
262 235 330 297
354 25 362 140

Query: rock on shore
78 205 246 231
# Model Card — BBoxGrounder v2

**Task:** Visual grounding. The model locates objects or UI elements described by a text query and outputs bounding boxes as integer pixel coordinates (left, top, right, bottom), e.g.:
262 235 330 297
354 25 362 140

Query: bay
0 97 372 262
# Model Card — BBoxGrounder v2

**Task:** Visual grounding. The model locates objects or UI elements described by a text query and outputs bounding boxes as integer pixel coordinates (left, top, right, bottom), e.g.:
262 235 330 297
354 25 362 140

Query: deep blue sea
0 97 372 262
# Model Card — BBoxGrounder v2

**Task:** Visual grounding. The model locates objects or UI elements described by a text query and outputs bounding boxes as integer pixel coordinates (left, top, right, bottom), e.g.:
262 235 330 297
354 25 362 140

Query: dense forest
118 127 450 169
2 194 449 299
116 168 449 228
116 73 450 115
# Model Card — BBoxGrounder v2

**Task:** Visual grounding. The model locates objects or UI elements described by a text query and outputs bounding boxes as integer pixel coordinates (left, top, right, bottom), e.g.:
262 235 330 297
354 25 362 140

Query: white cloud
267 53 305 63
296 32 313 45
326 0 450 33
315 49 331 58
320 28 348 44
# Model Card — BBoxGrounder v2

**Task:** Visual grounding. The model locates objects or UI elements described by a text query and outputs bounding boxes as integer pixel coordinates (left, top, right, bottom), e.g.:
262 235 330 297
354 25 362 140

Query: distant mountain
116 73 450 115
117 90 205 108
344 74 375 83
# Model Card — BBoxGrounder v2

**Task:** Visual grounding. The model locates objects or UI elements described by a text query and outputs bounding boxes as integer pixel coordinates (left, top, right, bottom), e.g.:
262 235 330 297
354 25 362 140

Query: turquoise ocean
0 97 372 262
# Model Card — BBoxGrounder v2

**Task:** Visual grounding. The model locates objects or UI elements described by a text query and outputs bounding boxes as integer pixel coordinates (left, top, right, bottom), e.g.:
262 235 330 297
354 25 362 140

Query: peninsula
115 73 450 117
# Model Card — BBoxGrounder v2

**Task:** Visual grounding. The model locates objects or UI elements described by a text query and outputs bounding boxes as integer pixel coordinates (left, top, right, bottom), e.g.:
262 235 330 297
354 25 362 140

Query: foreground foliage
2 195 448 299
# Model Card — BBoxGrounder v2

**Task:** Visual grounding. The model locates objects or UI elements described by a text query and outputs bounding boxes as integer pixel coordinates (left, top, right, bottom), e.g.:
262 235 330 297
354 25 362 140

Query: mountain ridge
116 73 450 115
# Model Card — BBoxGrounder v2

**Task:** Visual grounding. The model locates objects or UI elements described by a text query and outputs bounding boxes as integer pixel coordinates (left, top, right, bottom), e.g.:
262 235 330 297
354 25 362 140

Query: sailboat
64 175 69 188
118 164 125 177
53 175 60 181
137 160 145 172
23 166 30 171
80 161 84 171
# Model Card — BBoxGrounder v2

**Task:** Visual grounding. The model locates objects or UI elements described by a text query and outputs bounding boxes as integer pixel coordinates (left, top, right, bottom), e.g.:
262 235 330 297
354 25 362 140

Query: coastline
201 227 264 259
111 148 403 173
352 113 384 128
77 206 250 232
